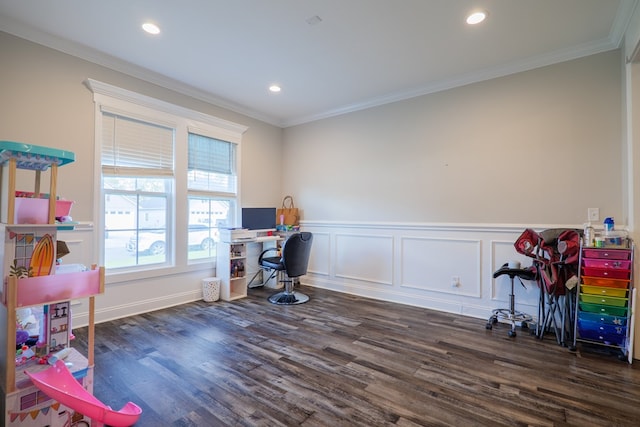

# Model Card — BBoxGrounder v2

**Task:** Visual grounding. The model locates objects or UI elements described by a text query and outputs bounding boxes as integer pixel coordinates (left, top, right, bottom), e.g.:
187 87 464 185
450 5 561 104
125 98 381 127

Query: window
87 79 247 277
187 133 237 261
101 113 174 269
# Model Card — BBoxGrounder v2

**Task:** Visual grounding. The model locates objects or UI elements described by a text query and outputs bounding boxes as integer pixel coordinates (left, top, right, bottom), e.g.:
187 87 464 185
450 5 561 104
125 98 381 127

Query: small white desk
246 235 284 288
217 232 284 300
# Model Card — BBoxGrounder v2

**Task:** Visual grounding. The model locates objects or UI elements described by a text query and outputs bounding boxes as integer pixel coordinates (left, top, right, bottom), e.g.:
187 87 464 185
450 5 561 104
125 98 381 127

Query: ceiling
0 0 637 128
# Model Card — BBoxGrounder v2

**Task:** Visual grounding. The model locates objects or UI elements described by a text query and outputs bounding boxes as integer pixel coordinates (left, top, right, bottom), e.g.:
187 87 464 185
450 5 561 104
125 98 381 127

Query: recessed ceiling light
142 22 160 35
269 85 282 93
466 10 487 25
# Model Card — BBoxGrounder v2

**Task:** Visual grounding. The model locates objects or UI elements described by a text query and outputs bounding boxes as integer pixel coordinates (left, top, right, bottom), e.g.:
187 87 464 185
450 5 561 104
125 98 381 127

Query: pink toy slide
25 361 142 427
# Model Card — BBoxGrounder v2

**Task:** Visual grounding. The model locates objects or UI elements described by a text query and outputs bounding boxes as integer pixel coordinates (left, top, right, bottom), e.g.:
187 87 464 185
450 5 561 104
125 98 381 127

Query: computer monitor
241 207 276 230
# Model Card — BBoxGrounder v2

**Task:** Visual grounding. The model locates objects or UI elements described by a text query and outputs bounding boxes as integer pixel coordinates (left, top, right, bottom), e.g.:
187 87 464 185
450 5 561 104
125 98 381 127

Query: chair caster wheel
568 345 577 353
521 322 528 330
486 323 493 330
508 330 516 338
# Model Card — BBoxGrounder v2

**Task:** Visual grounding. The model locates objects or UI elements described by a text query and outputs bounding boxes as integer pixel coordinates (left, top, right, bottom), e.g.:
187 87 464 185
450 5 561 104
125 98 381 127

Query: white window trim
86 79 248 138
86 79 248 283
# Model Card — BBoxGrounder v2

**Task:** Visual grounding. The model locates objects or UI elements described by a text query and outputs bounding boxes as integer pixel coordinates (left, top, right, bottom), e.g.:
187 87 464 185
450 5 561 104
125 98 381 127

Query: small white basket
202 277 221 302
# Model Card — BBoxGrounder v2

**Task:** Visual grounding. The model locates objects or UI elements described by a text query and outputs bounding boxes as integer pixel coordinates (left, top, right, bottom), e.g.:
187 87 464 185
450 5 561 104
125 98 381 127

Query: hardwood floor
72 286 640 426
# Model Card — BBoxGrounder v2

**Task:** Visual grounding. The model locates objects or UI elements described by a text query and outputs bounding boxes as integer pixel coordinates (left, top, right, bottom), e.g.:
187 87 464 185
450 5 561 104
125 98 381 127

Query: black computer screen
241 207 276 230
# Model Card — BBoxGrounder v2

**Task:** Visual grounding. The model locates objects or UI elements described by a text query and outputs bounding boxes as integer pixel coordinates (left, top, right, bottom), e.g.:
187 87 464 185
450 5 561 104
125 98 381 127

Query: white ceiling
0 0 637 128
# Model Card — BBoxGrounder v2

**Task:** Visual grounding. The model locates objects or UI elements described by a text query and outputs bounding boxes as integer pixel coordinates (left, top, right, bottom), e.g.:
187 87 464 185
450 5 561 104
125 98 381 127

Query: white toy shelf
0 141 110 426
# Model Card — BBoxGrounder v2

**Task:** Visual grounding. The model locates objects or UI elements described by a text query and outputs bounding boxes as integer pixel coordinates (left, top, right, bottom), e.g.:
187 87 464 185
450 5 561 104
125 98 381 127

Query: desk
254 235 282 243
247 235 284 289
216 233 283 301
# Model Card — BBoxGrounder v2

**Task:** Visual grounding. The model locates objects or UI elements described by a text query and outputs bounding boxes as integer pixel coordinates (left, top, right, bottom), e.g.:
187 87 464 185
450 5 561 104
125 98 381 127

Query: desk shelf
217 242 248 301
217 234 282 301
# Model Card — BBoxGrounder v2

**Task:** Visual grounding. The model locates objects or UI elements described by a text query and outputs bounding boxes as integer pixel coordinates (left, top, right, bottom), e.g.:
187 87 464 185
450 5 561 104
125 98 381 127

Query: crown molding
0 17 282 127
1 3 635 130
282 37 618 127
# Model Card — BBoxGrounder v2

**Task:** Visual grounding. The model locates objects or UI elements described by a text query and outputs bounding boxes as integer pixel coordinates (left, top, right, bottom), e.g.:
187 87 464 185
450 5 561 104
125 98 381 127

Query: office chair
258 232 313 305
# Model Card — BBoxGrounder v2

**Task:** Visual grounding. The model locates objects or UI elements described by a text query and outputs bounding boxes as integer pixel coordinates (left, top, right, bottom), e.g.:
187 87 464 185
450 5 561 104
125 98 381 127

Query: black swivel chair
258 232 313 305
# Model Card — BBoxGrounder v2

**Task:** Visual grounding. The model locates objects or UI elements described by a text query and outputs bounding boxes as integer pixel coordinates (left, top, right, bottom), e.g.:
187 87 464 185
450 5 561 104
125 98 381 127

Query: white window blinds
188 134 233 174
188 133 237 193
102 112 174 177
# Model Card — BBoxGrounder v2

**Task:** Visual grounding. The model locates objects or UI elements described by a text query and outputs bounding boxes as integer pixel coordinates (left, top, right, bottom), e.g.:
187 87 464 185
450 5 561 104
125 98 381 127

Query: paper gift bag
277 195 299 226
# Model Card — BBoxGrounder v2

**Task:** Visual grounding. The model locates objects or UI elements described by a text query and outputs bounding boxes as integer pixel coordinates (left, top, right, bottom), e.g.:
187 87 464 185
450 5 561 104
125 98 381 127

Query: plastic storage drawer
581 267 631 280
577 311 627 326
580 285 628 298
579 302 628 316
578 318 626 335
581 276 629 289
580 293 628 306
582 259 631 269
578 328 627 346
583 249 631 260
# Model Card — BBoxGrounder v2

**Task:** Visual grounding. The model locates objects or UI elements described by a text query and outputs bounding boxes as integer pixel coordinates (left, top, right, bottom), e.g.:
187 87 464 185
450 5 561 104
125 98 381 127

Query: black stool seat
492 266 536 281
487 265 536 337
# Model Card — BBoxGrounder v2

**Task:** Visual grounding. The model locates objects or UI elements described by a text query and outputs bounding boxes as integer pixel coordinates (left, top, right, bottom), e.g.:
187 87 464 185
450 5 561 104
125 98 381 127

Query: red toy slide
25 361 142 427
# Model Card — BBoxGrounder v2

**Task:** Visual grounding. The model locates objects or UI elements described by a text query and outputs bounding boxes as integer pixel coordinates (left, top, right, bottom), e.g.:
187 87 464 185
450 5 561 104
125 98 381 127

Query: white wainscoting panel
400 236 481 297
302 221 581 321
66 222 581 332
308 231 330 276
335 233 394 285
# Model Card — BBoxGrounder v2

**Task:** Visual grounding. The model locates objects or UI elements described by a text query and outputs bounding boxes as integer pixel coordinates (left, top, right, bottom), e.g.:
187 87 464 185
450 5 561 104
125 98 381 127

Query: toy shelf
0 258 104 425
14 347 89 390
0 141 75 226
3 268 104 308
0 262 104 393
0 141 75 171
0 143 110 425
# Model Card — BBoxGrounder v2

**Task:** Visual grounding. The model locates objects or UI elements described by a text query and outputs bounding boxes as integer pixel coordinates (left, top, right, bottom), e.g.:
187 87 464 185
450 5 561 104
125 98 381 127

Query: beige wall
0 31 284 222
284 50 624 226
284 47 636 358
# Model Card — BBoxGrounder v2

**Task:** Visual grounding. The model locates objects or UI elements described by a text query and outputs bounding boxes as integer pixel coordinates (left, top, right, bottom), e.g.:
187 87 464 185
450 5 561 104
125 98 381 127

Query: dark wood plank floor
72 286 640 426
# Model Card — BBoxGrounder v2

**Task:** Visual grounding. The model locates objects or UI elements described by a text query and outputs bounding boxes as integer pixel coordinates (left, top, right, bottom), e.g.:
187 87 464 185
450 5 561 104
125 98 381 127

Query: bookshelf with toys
0 141 116 426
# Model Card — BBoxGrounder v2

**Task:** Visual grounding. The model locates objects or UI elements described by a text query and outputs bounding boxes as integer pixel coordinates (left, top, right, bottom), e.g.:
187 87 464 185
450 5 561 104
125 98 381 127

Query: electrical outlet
588 208 599 222
451 276 460 287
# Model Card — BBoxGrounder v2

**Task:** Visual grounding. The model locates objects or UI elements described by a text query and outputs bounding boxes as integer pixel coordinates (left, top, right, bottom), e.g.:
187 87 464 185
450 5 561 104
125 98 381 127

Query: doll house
0 142 105 426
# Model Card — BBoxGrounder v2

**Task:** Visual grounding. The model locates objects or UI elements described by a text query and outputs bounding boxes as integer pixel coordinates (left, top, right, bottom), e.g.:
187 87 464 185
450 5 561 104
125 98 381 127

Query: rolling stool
486 264 536 337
